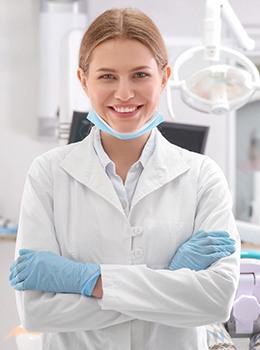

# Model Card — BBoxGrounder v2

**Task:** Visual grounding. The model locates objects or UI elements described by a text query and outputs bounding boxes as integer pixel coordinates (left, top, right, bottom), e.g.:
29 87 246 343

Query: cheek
88 87 109 106
144 83 162 105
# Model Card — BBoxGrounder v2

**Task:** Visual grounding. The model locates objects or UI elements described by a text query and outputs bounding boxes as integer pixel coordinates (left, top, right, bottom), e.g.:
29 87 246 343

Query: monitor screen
68 111 209 154
157 121 209 154
68 111 93 144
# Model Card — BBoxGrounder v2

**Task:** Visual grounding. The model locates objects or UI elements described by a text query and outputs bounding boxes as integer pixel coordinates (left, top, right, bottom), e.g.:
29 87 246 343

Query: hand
9 249 101 297
169 230 236 271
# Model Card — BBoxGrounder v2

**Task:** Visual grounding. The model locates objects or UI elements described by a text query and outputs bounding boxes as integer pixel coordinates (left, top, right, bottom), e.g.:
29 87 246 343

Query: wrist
92 276 103 299
81 264 101 296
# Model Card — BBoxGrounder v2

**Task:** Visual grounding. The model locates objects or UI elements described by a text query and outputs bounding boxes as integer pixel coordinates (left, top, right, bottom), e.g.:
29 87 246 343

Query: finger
205 243 236 254
225 244 236 253
200 237 235 246
19 248 34 255
9 263 24 280
212 251 232 260
9 268 17 281
10 250 35 273
9 260 18 274
207 231 229 238
212 244 235 254
213 237 236 245
9 253 34 275
9 268 30 286
10 255 32 272
197 245 222 254
9 260 23 277
19 248 35 256
195 230 230 239
194 230 206 238
189 242 236 254
192 242 236 255
208 244 235 252
10 259 33 282
11 281 25 291
10 275 22 286
192 245 223 254
17 252 36 265
204 234 231 243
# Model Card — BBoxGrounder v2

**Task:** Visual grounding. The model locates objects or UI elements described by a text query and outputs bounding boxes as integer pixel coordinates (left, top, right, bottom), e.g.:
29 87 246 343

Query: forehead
89 39 158 72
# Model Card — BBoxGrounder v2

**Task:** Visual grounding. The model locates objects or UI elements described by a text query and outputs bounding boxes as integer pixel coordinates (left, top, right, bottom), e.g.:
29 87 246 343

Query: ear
77 68 89 96
161 65 171 91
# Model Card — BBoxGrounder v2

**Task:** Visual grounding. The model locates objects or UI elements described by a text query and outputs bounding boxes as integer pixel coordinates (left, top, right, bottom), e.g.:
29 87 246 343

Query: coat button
122 201 128 209
131 226 143 236
132 248 143 258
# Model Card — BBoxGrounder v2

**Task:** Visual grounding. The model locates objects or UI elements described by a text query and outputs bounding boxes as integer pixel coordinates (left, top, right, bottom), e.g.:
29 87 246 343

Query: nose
114 78 135 101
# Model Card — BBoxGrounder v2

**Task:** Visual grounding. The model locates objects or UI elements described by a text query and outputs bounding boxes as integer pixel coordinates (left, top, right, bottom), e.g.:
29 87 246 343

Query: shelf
0 229 17 241
0 234 17 241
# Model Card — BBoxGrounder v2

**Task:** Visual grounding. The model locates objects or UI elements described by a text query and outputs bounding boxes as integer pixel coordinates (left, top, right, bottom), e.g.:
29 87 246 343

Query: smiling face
78 39 170 134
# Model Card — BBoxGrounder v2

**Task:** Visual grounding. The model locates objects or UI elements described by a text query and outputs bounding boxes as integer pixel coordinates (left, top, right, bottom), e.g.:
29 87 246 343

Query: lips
109 105 143 115
113 106 138 113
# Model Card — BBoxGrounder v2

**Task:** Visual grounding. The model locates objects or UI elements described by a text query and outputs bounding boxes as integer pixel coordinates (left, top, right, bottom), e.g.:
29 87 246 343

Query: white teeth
114 106 137 113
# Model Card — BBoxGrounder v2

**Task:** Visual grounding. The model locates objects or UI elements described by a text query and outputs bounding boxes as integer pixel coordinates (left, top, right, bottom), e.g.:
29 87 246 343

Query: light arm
203 0 222 60
221 0 255 51
203 0 255 61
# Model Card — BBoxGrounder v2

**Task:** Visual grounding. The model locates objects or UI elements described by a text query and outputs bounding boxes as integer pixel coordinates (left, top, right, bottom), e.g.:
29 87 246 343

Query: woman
10 8 240 350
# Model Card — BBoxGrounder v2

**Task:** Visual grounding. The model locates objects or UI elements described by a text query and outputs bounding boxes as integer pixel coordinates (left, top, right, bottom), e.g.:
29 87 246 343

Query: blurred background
1 1 260 349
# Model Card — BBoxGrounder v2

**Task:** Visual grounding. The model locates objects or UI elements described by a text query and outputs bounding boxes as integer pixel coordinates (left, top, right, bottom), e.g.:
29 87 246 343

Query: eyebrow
95 65 152 73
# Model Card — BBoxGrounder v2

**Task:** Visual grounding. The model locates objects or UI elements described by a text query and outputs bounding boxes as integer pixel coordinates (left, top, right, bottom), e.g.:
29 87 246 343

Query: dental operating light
167 0 260 117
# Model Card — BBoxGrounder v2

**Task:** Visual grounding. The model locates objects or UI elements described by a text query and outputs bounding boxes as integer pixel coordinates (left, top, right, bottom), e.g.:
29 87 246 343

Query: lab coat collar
131 128 191 208
60 128 125 214
60 127 191 213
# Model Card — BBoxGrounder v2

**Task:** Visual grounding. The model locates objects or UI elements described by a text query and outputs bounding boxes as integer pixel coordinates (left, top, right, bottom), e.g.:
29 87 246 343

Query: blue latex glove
9 249 100 297
169 230 236 271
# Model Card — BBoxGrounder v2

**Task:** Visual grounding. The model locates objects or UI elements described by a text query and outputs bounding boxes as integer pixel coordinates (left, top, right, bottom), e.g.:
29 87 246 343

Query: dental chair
226 251 260 338
207 253 260 350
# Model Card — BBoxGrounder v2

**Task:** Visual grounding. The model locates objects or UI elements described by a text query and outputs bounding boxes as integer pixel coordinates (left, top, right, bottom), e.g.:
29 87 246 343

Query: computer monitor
157 121 209 154
68 111 209 154
68 111 93 144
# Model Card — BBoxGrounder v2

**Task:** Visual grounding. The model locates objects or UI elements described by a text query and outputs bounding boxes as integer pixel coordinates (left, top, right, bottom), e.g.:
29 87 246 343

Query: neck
100 131 151 182
101 131 151 163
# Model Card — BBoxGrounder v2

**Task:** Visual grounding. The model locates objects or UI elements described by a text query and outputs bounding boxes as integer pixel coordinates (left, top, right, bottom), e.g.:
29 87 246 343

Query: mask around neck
86 109 164 140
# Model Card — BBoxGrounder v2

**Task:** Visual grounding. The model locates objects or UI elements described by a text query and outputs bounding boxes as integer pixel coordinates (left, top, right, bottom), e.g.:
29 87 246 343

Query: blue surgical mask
87 108 164 140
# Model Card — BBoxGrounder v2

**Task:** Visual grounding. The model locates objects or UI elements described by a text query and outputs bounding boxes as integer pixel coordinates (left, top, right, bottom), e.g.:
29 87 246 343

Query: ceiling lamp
167 0 260 117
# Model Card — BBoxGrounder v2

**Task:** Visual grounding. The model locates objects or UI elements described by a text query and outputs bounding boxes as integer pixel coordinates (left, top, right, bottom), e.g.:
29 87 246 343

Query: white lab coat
15 127 240 350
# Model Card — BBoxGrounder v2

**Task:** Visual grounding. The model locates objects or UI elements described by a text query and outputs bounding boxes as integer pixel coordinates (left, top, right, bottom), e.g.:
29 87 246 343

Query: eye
134 72 148 78
101 74 115 79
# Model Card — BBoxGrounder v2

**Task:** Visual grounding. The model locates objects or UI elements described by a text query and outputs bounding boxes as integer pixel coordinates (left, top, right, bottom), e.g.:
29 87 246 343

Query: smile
111 105 141 113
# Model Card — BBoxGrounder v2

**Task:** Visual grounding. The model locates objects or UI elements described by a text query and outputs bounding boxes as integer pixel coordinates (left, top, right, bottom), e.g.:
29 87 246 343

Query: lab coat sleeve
16 290 132 332
14 155 133 332
99 156 241 328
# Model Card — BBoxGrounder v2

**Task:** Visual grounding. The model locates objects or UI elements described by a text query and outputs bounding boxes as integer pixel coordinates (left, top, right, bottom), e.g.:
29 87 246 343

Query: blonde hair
79 8 168 75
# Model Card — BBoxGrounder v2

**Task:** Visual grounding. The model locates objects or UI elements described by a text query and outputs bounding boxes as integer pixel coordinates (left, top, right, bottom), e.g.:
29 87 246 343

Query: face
78 39 170 134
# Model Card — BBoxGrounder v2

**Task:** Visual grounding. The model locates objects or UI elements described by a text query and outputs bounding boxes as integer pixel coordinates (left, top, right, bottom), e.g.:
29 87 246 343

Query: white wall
86 0 205 36
0 2 57 349
1 0 259 233
0 1 58 223
0 1 259 349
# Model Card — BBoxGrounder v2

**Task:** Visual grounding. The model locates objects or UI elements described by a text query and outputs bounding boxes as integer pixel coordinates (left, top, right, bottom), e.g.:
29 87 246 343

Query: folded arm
12 156 133 332
12 152 240 331
10 227 237 329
